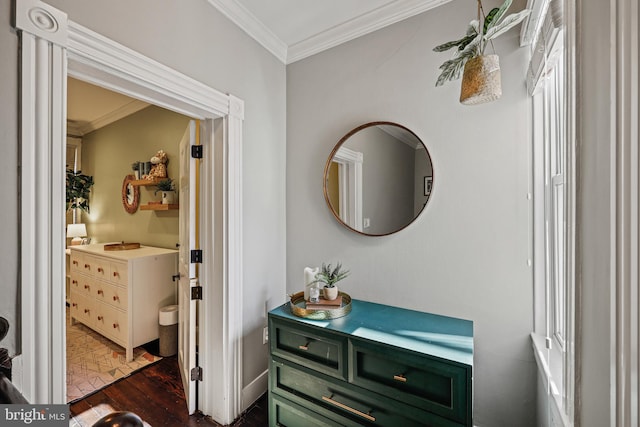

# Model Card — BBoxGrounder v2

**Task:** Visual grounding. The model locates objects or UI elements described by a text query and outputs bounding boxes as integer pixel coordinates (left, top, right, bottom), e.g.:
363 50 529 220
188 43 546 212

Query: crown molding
206 0 288 63
287 0 452 63
207 0 451 64
67 99 149 136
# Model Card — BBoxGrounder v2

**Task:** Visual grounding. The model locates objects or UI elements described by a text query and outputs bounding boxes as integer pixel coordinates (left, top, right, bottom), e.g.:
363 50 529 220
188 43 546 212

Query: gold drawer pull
298 342 310 351
322 395 375 422
72 260 78 266
97 290 104 295
113 296 119 301
393 374 407 383
97 267 104 273
113 271 119 278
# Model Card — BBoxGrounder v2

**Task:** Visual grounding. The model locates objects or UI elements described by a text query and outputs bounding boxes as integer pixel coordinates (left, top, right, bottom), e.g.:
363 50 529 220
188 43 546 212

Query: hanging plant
66 169 94 213
433 0 530 104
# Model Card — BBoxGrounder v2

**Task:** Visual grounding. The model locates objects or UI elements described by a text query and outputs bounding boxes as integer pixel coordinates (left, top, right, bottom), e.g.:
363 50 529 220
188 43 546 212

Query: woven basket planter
460 54 502 105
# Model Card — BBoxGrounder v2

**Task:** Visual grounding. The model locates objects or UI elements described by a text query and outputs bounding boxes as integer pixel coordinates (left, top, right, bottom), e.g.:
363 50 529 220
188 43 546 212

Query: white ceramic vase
324 286 339 301
162 190 176 205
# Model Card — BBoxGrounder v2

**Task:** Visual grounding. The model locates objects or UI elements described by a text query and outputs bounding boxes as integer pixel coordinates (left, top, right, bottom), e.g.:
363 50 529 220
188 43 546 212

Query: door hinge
191 286 203 300
191 145 203 159
191 249 202 263
190 366 202 381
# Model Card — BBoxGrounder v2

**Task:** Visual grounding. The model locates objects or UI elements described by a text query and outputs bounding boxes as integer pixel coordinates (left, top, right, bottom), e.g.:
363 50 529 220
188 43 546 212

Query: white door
178 120 198 413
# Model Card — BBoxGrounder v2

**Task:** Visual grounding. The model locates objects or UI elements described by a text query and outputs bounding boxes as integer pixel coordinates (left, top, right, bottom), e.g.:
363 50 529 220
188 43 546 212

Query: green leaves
483 9 531 41
432 0 530 86
66 169 94 213
314 262 350 288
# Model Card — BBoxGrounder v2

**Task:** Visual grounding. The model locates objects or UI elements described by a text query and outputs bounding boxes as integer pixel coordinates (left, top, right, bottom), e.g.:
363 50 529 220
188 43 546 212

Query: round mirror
323 122 433 236
122 174 140 214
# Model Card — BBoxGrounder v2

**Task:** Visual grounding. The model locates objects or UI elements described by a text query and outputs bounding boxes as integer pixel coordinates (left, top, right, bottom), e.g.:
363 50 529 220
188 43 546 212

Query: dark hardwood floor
70 356 268 427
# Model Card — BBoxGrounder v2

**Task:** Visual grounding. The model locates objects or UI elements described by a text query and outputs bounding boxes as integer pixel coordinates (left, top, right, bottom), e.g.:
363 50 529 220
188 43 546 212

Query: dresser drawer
94 280 128 310
271 358 461 427
109 261 128 286
270 393 360 427
69 290 94 327
349 339 471 424
94 302 128 346
69 252 83 274
74 274 94 297
270 318 347 379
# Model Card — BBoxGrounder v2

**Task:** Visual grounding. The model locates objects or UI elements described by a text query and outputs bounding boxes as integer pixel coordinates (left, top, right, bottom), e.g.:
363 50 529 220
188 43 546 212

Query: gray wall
0 0 19 356
286 0 535 425
2 0 287 398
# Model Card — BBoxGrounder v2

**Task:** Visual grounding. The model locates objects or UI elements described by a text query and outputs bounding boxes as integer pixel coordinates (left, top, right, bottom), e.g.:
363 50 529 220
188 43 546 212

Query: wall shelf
131 178 163 187
140 204 179 211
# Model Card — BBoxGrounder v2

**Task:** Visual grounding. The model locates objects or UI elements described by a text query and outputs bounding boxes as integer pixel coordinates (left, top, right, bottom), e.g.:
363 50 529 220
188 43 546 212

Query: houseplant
66 168 94 217
433 0 530 104
314 262 349 300
154 178 176 204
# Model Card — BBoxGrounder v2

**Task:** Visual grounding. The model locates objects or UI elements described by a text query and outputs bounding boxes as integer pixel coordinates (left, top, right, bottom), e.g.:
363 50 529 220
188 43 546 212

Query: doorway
16 4 244 423
65 78 193 404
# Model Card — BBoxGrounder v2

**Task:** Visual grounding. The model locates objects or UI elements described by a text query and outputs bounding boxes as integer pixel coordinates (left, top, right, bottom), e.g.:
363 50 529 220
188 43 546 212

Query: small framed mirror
122 174 140 214
323 122 433 236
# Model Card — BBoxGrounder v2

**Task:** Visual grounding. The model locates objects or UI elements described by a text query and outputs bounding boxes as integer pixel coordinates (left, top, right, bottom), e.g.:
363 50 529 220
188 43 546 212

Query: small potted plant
154 178 176 205
433 0 530 104
314 262 349 301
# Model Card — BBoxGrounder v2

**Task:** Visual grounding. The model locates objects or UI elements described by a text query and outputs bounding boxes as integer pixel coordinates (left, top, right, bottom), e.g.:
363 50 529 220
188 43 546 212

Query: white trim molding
206 0 287 63
15 2 245 423
207 0 452 64
613 0 639 423
15 0 68 404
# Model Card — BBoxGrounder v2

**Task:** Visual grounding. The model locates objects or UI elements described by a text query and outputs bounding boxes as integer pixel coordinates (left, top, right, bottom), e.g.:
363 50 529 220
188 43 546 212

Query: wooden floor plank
70 356 268 426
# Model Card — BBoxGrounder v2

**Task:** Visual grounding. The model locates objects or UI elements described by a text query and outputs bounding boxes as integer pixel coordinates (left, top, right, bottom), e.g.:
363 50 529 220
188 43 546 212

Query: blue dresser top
270 299 473 366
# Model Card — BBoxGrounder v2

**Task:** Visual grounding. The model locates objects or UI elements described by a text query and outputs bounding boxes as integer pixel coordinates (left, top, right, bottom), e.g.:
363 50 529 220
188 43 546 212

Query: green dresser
268 299 473 426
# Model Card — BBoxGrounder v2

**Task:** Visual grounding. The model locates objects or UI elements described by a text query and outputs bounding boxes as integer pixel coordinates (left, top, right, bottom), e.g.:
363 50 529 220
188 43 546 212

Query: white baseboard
241 369 268 412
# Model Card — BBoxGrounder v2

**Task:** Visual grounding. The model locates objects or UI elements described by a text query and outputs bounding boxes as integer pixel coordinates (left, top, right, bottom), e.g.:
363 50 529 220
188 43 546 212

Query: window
529 0 575 425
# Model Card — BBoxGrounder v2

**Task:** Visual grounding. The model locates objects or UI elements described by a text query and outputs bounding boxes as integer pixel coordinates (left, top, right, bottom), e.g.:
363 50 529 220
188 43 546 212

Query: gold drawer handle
72 260 78 266
322 395 375 422
393 374 407 383
97 267 104 273
298 342 309 351
113 271 119 278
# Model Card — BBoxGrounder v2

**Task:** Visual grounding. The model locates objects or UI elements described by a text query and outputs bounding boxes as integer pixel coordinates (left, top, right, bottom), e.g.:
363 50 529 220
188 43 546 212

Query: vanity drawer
270 318 347 379
349 339 471 424
271 358 461 427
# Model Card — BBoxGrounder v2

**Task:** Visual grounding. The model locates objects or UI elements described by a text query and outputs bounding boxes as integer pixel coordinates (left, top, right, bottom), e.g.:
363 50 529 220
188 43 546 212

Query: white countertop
69 243 178 260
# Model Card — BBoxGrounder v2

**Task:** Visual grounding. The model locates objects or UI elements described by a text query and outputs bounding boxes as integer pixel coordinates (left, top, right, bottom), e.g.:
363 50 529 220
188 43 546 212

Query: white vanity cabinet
68 244 178 361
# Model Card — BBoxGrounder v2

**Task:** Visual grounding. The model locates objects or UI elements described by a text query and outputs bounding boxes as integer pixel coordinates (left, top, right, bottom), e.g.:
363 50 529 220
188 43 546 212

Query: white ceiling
208 0 452 63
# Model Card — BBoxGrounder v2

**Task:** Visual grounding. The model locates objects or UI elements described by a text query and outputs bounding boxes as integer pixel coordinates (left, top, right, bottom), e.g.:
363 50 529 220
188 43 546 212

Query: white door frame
14 1 244 423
